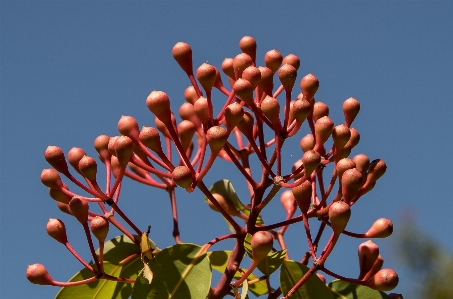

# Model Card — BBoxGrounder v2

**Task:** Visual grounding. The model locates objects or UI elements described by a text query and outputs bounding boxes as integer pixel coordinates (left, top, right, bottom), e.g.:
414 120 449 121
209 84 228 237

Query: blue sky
1 2 452 298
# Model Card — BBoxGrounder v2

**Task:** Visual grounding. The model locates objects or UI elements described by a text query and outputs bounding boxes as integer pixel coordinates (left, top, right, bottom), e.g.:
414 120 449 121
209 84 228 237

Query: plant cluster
27 36 402 299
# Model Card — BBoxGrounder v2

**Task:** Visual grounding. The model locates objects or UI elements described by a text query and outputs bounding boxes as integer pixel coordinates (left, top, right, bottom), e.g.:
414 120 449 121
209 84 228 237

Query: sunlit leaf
328 280 391 299
55 235 146 299
280 260 334 299
131 243 211 299
207 179 264 224
241 279 249 299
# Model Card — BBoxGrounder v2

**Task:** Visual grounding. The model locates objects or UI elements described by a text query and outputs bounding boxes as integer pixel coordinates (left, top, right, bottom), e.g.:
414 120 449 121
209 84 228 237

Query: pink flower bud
343 97 360 127
154 116 172 139
358 240 379 276
146 91 172 124
261 96 280 125
237 111 255 138
292 180 312 214
46 218 68 244
300 74 319 99
302 150 321 177
118 115 140 140
336 158 356 182
221 58 235 80
242 66 261 86
114 136 133 167
94 135 111 163
332 124 351 150
207 193 241 217
264 49 282 73
26 264 54 285
251 231 274 262
90 216 109 242
365 218 393 238
345 128 360 149
172 166 192 188
233 53 253 79
224 102 244 131
206 126 229 154
233 78 254 105
78 155 97 182
67 147 86 172
258 66 274 96
49 187 71 204
194 96 210 126
314 116 334 148
300 134 315 152
352 154 370 173
179 102 201 128
57 201 72 215
239 36 257 63
280 190 296 214
178 120 196 151
40 169 63 189
282 54 300 70
313 102 329 122
196 63 216 92
184 86 198 104
365 268 399 291
291 99 311 124
316 273 326 283
172 42 193 75
291 159 304 180
328 201 351 235
69 197 89 224
278 64 297 91
139 126 162 153
366 159 387 184
341 168 364 202
44 146 68 174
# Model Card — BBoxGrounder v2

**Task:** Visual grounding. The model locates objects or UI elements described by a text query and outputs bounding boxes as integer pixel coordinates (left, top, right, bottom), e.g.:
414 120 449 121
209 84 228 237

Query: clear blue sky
1 2 452 298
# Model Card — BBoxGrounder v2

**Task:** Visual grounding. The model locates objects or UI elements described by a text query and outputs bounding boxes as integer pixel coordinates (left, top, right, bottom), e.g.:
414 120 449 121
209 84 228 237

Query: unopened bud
46 218 68 244
44 146 68 173
172 42 193 75
278 64 297 91
40 169 63 189
233 78 254 105
280 190 296 214
239 36 257 63
328 201 351 235
207 193 241 217
67 147 86 172
172 166 192 188
282 54 300 70
352 154 370 173
313 102 329 122
78 155 97 182
90 216 109 242
118 115 140 140
264 49 282 73
139 126 162 153
94 135 111 163
146 91 172 124
196 63 216 92
292 180 312 214
314 116 334 148
206 126 229 154
341 168 364 202
251 231 274 262
365 218 393 238
233 53 253 79
300 134 315 152
26 264 54 285
69 197 89 224
365 268 399 291
261 96 280 125
302 150 321 177
184 86 198 104
242 66 261 86
224 102 244 131
343 97 360 127
300 74 319 99
332 124 351 150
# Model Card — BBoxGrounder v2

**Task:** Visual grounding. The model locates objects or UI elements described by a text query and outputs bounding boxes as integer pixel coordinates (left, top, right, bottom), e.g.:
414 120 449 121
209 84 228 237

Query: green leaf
207 179 264 224
241 279 249 299
208 251 270 297
131 243 211 299
328 280 391 299
280 260 334 299
243 234 286 276
55 235 145 299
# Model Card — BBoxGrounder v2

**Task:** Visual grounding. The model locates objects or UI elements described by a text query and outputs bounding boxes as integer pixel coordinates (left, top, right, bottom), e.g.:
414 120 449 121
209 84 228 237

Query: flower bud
40 169 63 189
365 218 393 238
345 128 360 149
233 53 253 79
224 102 244 131
365 268 399 291
233 78 254 105
154 116 172 139
179 102 201 127
343 97 360 127
236 111 254 138
316 273 326 284
300 74 319 99
258 66 274 96
44 146 68 174
207 193 241 217
118 115 140 140
313 102 329 122
184 86 198 104
196 63 216 92
239 36 257 63
291 159 304 180
261 96 280 125
114 136 134 167
108 136 119 156
314 116 334 148
332 124 351 150
90 216 109 242
78 155 97 182
242 66 261 86
336 158 356 182
146 91 172 124
300 134 315 152
172 166 192 188
46 218 68 244
26 264 54 285
366 159 387 184
302 150 321 177
251 231 274 262
57 202 72 215
221 58 235 80
280 190 296 214
278 64 297 91
206 126 229 154
69 197 89 224
358 240 379 275
139 126 162 153
94 135 111 163
264 49 282 73
67 147 86 172
352 154 370 173
172 42 193 75
291 99 311 124
49 187 71 204
328 201 351 235
282 54 300 70
194 96 210 126
178 120 196 151
341 168 364 202
292 180 312 214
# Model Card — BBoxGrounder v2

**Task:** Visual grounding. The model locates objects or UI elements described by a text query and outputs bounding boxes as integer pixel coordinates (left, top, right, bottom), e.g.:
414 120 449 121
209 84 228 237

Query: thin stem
168 188 181 244
82 222 100 272
64 242 95 273
106 214 140 246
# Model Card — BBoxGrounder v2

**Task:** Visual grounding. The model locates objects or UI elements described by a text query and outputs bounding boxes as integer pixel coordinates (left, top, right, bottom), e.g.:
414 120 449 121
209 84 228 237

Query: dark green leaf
131 243 211 299
280 260 334 299
55 235 145 299
328 280 391 299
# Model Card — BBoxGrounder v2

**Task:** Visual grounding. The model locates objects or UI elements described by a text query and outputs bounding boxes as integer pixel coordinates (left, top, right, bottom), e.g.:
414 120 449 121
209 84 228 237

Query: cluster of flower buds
27 35 399 299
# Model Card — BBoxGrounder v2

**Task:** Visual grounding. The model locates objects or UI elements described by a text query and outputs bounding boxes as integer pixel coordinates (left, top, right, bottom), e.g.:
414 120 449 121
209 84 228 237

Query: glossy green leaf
55 235 146 299
328 280 391 299
280 260 334 299
243 234 286 276
207 179 264 224
241 279 249 299
131 243 211 299
208 250 270 297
